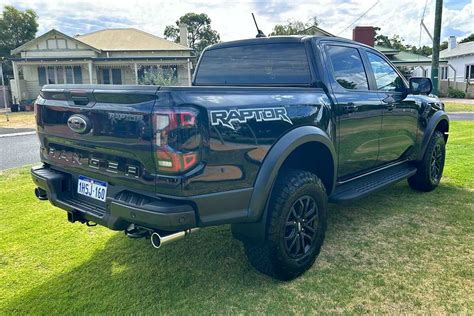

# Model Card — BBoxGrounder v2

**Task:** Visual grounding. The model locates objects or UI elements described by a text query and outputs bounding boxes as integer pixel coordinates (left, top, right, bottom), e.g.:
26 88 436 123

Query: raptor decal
210 107 293 130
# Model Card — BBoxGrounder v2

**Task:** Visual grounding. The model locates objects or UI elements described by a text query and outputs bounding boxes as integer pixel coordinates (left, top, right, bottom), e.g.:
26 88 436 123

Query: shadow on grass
4 182 472 313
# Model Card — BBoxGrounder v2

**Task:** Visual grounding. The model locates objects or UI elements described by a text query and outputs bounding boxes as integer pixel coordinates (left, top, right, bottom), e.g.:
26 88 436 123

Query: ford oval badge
67 114 91 134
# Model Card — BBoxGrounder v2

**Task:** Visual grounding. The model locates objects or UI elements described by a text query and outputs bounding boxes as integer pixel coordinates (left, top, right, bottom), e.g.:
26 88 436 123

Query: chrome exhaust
34 187 48 200
150 228 199 249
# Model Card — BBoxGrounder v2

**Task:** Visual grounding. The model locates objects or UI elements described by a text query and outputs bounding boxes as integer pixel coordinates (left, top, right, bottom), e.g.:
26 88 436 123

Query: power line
337 0 380 35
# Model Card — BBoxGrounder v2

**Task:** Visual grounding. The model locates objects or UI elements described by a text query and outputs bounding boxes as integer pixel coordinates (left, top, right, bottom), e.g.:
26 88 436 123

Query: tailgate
36 85 159 194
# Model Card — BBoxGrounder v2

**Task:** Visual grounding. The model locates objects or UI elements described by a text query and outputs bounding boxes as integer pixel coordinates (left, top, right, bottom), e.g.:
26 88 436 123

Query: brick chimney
353 26 375 47
179 24 188 47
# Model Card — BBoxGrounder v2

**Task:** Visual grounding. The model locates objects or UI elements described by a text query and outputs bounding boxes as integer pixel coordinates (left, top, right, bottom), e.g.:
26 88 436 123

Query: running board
329 163 417 203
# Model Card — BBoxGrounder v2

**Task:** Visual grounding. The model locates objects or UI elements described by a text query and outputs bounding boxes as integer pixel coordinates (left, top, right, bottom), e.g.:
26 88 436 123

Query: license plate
77 175 108 202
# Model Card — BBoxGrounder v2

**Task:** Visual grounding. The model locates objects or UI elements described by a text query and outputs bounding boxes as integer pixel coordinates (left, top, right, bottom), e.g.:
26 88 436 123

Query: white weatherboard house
10 27 193 103
413 36 474 98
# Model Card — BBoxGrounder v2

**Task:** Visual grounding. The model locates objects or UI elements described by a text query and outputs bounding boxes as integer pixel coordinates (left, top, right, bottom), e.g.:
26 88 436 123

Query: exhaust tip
150 232 162 249
34 187 48 200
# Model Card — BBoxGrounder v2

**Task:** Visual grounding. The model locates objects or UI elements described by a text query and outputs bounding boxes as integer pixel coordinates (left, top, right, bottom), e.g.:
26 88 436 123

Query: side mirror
409 77 432 95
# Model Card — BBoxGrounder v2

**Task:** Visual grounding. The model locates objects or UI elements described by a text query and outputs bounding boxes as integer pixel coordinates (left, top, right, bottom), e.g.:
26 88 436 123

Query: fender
232 126 336 243
417 111 449 161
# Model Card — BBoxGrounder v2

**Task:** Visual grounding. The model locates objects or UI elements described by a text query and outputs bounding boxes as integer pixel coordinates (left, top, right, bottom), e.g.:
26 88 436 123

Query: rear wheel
408 131 446 192
244 169 327 280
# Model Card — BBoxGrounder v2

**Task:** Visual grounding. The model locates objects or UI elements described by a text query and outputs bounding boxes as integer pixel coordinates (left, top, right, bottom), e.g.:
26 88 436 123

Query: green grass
1 122 473 314
444 102 474 113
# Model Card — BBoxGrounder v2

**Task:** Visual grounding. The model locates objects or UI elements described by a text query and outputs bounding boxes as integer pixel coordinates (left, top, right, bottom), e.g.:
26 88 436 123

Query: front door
323 44 383 179
364 51 418 164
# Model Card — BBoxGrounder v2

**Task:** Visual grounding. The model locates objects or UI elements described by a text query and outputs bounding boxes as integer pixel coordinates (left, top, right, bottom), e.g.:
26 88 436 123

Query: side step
329 162 417 203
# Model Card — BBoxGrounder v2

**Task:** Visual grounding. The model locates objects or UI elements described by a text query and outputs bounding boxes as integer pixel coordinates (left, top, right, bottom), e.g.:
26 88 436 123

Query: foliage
0 5 38 82
440 40 448 50
447 86 466 98
164 13 220 56
460 33 474 43
374 27 432 56
0 6 38 58
138 67 177 86
269 17 319 36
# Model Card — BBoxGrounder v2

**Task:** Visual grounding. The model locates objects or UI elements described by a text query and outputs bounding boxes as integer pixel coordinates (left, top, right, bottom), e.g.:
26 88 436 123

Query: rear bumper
31 165 196 232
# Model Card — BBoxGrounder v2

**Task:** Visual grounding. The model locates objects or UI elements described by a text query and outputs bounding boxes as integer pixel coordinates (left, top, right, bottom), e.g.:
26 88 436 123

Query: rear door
363 50 419 163
323 43 383 179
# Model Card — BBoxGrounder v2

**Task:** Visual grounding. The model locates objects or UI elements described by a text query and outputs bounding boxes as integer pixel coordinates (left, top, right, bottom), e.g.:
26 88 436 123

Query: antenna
252 13 266 38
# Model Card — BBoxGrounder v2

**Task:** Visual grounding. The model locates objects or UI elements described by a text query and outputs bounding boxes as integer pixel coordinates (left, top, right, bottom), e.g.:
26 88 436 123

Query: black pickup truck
32 36 449 280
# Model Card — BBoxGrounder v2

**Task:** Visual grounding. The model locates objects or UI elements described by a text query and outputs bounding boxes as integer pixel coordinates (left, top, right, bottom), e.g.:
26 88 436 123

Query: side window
367 52 406 92
326 45 368 90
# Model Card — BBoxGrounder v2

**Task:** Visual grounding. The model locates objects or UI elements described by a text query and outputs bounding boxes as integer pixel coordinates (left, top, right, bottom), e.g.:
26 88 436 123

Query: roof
301 25 335 37
374 45 399 55
439 41 474 59
76 28 191 51
11 29 101 55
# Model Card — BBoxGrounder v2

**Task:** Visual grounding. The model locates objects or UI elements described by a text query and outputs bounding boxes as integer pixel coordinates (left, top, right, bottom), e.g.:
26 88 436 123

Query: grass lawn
1 122 473 314
0 111 36 129
444 102 474 112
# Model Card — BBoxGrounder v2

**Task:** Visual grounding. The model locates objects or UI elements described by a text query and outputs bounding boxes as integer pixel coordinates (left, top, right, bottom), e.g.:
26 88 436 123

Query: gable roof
76 28 192 51
301 25 335 37
440 41 474 59
11 29 101 55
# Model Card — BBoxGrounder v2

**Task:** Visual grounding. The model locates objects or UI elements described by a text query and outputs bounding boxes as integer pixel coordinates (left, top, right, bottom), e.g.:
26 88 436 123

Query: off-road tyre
408 131 446 192
244 169 328 280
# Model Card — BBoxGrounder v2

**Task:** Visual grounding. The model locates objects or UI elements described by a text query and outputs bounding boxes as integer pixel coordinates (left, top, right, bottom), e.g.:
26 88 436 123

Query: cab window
367 52 406 92
326 45 369 90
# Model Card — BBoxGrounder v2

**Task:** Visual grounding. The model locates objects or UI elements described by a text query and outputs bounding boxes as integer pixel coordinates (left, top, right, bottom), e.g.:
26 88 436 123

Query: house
412 36 474 97
9 27 193 103
299 26 441 79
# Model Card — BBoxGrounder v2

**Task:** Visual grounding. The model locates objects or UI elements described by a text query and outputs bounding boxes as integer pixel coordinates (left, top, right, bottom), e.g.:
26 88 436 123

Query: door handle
344 103 358 113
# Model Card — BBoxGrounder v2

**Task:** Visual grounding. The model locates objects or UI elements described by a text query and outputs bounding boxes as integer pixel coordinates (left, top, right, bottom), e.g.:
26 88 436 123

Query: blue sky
1 0 472 46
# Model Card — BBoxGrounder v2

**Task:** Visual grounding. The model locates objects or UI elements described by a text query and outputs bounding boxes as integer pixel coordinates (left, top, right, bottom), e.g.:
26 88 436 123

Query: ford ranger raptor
32 36 449 280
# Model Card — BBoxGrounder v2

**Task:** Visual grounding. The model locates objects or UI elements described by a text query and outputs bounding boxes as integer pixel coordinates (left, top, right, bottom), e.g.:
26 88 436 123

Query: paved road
448 113 474 121
0 134 40 170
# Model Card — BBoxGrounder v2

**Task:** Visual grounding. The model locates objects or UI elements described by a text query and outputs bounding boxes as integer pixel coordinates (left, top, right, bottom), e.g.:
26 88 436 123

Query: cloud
1 0 472 46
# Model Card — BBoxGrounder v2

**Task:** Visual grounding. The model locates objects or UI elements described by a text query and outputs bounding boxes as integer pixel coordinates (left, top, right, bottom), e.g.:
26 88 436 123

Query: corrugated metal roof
440 41 474 59
76 28 192 51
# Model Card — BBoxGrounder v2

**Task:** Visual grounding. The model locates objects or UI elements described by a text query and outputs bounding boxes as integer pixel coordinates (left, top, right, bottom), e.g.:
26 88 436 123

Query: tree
138 67 177 86
374 27 432 56
460 33 474 43
0 5 38 83
0 6 38 58
440 41 448 50
270 17 319 36
164 13 220 56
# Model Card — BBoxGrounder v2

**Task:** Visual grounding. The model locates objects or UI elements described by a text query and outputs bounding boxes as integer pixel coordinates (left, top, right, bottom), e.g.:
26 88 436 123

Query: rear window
194 43 312 86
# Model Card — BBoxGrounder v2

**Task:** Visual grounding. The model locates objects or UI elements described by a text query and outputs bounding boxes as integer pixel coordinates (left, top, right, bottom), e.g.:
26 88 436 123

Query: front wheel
244 169 328 280
408 131 446 192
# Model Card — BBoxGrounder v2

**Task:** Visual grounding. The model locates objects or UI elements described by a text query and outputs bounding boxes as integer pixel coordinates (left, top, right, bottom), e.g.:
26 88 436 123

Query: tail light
153 107 201 174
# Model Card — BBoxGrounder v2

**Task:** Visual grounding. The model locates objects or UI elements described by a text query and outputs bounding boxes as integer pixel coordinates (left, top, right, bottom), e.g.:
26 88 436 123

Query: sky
1 0 472 47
